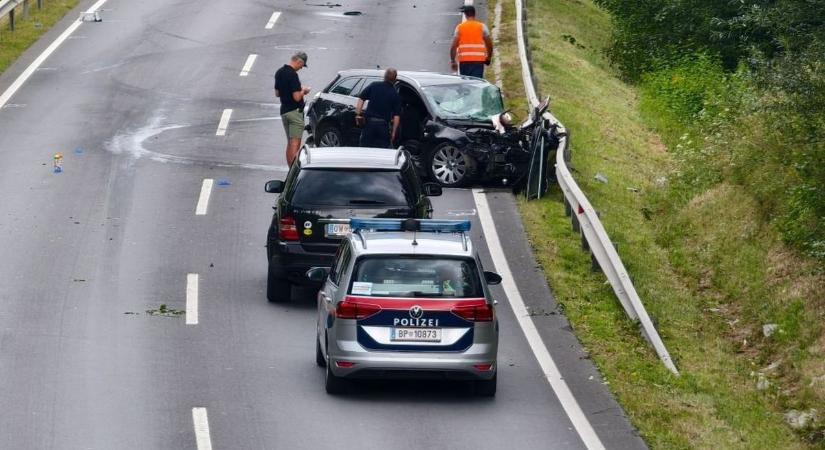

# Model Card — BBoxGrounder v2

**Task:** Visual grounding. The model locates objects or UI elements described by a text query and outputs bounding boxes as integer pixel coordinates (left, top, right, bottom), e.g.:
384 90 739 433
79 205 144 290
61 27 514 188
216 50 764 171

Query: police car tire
475 374 497 397
316 337 326 367
267 269 291 303
325 349 348 394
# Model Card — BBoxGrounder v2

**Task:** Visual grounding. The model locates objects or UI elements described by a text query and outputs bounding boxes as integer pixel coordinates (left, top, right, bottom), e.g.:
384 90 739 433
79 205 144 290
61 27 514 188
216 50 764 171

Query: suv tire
267 263 292 303
427 142 475 187
317 123 343 147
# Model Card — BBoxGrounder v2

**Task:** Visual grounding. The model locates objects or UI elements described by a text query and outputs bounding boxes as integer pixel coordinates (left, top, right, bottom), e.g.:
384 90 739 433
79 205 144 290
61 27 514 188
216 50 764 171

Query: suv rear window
349 256 483 298
289 169 413 207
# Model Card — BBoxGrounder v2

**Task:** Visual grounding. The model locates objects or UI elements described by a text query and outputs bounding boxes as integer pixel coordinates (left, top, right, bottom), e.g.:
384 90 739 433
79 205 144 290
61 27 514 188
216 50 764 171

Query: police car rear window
290 169 412 207
350 257 482 298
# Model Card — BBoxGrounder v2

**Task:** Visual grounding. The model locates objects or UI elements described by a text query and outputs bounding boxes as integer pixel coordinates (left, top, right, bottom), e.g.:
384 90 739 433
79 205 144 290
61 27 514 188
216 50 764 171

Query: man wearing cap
450 5 493 78
355 68 402 149
274 52 311 166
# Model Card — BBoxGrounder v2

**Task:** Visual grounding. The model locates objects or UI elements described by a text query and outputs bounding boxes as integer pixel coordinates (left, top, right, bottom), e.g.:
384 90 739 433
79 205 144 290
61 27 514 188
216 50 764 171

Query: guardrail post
8 7 14 31
571 211 580 232
23 0 28 19
563 197 572 217
38 0 41 10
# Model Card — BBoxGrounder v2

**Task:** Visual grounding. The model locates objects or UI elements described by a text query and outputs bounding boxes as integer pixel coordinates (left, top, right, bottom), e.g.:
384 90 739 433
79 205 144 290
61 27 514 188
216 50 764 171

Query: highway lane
0 0 645 448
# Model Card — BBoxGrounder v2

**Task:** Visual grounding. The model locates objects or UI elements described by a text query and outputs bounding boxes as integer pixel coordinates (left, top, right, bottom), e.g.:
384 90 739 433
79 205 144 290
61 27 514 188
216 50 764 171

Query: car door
324 76 364 145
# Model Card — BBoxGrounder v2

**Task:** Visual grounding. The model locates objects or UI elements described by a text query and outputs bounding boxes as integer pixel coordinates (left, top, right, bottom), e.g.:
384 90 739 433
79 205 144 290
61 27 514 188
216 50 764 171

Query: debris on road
146 304 185 317
594 173 608 184
763 323 779 337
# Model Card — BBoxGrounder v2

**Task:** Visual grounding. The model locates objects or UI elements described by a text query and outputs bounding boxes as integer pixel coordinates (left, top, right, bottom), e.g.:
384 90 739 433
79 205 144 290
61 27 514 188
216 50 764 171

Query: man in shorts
274 51 311 166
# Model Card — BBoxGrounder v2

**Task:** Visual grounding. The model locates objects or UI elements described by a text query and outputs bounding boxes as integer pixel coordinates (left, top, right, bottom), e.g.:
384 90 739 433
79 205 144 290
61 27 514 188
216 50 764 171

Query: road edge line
472 188 606 450
191 407 213 450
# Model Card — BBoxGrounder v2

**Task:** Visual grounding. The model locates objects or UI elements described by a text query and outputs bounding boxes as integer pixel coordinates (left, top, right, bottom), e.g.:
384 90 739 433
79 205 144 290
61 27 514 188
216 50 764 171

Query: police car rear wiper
348 199 386 205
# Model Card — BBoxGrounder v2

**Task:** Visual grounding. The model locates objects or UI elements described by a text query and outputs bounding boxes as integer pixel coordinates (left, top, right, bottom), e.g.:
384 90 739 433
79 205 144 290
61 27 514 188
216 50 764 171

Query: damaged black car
304 70 557 189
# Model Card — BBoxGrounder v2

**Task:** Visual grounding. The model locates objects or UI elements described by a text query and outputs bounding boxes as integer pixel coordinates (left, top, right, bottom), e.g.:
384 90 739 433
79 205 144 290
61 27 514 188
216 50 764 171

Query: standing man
274 51 311 166
450 5 493 78
355 68 402 149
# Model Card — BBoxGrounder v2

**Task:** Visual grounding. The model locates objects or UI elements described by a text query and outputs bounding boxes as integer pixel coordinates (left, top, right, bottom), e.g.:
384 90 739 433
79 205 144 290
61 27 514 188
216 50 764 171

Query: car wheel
324 342 347 395
427 142 475 187
317 123 343 147
474 374 497 397
267 263 292 303
316 334 326 367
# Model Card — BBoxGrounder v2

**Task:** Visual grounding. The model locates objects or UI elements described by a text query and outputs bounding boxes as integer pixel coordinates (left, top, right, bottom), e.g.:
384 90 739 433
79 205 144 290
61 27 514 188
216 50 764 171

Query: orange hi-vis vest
455 20 488 63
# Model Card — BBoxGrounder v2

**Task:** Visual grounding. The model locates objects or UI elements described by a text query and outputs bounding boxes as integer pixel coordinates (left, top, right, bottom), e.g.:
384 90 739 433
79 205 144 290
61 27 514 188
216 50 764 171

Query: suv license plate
325 223 351 237
391 328 441 342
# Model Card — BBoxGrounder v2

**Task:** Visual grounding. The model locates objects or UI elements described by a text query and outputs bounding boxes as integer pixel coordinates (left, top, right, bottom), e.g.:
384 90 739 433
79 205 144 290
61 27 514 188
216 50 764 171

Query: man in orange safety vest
450 5 494 78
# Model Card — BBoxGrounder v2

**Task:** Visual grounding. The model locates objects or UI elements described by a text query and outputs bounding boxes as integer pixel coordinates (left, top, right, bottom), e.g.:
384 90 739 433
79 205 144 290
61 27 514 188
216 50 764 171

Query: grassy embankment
0 0 80 74
490 0 825 448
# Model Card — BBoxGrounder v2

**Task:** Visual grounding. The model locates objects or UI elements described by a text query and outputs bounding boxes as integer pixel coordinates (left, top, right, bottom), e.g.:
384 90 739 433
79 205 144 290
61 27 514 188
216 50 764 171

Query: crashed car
305 70 556 188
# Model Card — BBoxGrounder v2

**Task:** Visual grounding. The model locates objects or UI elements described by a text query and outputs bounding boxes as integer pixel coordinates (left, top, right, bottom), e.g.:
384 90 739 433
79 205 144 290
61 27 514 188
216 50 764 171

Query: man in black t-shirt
355 68 401 149
274 51 311 165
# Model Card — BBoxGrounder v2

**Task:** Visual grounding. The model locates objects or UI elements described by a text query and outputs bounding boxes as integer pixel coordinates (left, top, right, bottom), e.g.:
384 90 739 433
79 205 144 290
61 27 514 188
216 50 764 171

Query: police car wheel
266 267 292 303
325 344 348 395
315 336 326 367
317 123 342 147
474 374 497 397
428 142 475 187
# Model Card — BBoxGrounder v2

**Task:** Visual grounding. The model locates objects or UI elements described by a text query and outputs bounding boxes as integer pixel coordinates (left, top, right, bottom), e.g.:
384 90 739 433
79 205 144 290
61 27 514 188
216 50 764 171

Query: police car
307 218 502 396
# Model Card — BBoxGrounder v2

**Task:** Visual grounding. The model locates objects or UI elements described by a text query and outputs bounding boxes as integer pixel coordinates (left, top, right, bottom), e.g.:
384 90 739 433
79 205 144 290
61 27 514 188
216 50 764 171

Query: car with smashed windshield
305 70 547 188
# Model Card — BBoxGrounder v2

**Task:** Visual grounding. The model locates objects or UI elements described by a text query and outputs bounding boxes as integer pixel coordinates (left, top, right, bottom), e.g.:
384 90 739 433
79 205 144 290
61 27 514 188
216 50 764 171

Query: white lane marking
472 189 606 450
265 11 281 29
196 179 214 216
216 109 233 136
186 274 199 325
239 54 258 76
192 407 213 450
0 0 111 108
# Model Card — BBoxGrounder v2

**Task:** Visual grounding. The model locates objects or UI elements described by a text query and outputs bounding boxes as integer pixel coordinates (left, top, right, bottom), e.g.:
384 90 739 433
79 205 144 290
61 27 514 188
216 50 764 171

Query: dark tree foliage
594 0 825 260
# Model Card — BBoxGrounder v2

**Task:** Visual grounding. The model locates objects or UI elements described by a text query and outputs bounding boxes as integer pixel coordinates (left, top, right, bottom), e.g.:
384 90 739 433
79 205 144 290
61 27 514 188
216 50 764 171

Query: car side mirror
484 271 502 285
265 180 285 193
423 183 442 197
306 267 330 282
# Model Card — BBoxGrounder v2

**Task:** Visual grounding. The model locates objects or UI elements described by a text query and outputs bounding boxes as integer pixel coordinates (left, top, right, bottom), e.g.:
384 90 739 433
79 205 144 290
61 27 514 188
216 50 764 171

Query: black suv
264 146 442 302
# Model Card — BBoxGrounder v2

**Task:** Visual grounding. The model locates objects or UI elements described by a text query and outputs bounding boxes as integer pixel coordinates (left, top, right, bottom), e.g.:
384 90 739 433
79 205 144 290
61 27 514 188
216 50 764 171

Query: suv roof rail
299 145 310 164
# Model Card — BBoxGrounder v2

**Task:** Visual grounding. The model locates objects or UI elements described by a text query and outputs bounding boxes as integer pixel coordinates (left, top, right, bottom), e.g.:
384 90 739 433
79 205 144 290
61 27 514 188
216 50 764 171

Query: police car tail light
451 303 494 322
336 297 382 320
279 216 299 241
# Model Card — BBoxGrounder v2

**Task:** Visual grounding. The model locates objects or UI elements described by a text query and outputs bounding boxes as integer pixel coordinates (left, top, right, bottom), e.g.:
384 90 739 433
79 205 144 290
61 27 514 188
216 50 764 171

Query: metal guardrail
1 0 44 31
514 0 679 374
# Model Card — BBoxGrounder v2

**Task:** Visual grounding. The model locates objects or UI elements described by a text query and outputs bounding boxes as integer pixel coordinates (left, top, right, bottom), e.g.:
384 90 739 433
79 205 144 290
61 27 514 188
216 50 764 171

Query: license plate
325 223 351 237
391 328 441 342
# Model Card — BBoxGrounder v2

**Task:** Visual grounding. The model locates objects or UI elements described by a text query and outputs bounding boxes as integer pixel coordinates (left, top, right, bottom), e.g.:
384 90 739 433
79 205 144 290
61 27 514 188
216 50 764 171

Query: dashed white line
472 189 606 450
265 11 281 29
196 179 214 216
186 274 199 325
239 54 258 77
0 0 111 108
192 407 213 450
216 109 233 136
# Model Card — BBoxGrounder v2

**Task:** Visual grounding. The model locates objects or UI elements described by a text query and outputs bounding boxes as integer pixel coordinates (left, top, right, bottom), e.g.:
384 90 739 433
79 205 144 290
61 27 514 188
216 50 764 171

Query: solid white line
216 109 233 136
0 0 111 108
191 407 213 450
195 179 214 216
239 54 258 77
472 189 606 450
265 11 281 29
186 274 199 325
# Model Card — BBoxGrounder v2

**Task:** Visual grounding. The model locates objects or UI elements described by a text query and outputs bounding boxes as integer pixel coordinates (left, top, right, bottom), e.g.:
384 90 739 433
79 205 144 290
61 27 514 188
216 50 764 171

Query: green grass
491 0 825 448
0 0 80 75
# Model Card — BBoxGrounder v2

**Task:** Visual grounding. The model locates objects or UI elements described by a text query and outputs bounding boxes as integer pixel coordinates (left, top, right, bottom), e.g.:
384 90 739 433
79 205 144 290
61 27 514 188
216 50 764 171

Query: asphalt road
0 0 647 448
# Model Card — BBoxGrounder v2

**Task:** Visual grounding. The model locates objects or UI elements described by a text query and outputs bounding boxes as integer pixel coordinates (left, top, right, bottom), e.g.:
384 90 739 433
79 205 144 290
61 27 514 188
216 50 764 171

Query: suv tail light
451 303 494 322
279 216 299 241
336 297 382 320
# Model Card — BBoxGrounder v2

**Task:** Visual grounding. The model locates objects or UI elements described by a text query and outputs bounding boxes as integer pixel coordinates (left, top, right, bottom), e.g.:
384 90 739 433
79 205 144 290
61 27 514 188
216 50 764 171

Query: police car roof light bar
350 218 471 233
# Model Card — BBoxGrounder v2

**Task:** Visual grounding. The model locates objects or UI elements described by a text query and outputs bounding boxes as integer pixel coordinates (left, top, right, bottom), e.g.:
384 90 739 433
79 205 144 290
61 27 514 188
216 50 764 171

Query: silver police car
307 218 502 396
